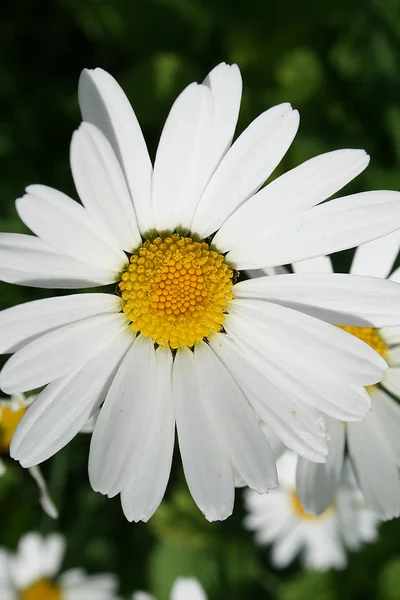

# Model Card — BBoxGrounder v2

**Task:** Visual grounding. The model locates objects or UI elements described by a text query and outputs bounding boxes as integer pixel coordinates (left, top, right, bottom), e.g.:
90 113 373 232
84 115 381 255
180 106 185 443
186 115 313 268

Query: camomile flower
280 231 400 520
132 578 206 600
0 532 118 600
2 63 400 522
244 452 379 571
0 394 57 518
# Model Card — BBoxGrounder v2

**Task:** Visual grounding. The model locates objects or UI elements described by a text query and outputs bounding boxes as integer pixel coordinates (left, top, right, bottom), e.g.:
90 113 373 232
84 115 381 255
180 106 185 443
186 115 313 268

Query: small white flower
2 63 400 522
285 232 400 520
0 532 118 599
244 452 379 571
132 578 207 600
0 394 57 519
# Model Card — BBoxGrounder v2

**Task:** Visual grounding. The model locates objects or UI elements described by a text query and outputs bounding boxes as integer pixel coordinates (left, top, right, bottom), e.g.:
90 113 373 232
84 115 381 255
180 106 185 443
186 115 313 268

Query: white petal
173 346 234 521
0 233 117 288
171 578 207 600
371 387 400 463
348 411 400 519
224 311 371 422
350 229 400 277
121 346 175 522
227 191 400 269
194 341 277 492
28 466 58 519
381 366 400 397
41 534 66 577
296 417 345 515
10 330 132 467
17 184 127 269
233 273 400 327
215 149 369 251
208 335 328 462
270 525 305 568
0 313 128 394
78 68 153 233
380 325 400 346
228 299 386 389
0 293 121 353
70 123 141 252
192 104 299 237
292 256 333 274
88 335 157 496
152 83 213 232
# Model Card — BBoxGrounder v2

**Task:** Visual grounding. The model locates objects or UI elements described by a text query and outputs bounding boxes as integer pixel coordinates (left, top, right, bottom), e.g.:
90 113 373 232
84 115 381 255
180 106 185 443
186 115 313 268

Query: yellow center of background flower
119 234 233 349
0 405 27 452
20 579 62 600
290 491 333 521
337 326 388 391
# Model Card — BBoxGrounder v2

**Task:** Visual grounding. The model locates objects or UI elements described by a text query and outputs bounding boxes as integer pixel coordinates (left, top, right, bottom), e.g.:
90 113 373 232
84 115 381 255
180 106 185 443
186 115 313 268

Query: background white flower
0 532 118 599
132 578 207 600
244 452 379 571
1 63 400 523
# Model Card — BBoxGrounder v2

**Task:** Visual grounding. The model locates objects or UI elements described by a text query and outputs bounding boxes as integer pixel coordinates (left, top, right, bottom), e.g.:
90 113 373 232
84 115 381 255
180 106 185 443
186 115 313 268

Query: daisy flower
132 578 206 600
0 394 57 518
244 452 379 571
0 532 118 600
279 231 400 520
1 63 400 522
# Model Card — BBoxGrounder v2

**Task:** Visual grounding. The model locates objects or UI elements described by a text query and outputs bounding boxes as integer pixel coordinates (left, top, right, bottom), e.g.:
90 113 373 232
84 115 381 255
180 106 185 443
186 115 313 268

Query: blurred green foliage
1 0 400 598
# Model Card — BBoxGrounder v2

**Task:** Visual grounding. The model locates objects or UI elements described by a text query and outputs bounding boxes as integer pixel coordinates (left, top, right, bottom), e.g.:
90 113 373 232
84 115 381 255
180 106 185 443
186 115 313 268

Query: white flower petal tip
28 466 59 519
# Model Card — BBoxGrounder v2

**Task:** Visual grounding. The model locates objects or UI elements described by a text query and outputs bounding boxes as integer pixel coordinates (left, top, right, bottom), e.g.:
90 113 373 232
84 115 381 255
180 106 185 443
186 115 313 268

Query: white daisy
0 532 118 600
132 578 206 600
1 63 400 522
244 452 379 571
0 394 57 519
280 231 400 520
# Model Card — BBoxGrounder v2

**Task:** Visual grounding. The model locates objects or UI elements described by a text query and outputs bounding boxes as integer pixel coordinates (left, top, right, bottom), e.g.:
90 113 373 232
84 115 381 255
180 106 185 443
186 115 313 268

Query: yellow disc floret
290 491 333 521
0 404 27 453
119 234 234 348
20 579 62 600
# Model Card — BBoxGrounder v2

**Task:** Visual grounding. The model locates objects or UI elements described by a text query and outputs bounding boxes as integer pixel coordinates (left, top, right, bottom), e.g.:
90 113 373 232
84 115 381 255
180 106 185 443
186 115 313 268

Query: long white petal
121 346 175 522
10 330 132 467
214 149 369 251
348 411 400 520
28 466 58 519
16 184 127 269
234 273 400 327
0 293 121 353
192 104 299 237
171 578 207 600
370 387 400 464
296 417 345 515
0 313 128 394
78 68 153 233
381 366 400 397
228 299 386 388
350 229 400 277
152 82 213 232
195 341 277 492
209 335 328 462
88 335 157 497
227 191 400 269
173 346 234 521
70 123 141 252
0 233 117 288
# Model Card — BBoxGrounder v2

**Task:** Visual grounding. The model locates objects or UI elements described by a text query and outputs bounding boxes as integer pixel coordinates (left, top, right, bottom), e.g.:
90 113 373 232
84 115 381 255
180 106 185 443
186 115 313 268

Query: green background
1 0 400 598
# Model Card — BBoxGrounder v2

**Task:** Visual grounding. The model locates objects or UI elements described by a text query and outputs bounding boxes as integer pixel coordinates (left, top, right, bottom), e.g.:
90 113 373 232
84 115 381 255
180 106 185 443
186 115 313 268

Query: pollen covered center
20 579 62 600
0 405 27 453
119 234 234 348
290 491 333 521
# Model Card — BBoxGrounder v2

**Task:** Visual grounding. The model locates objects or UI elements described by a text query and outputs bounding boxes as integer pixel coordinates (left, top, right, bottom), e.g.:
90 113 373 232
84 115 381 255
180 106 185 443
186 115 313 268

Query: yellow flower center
0 405 27 452
290 491 333 521
119 234 234 349
20 579 62 600
337 326 388 391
